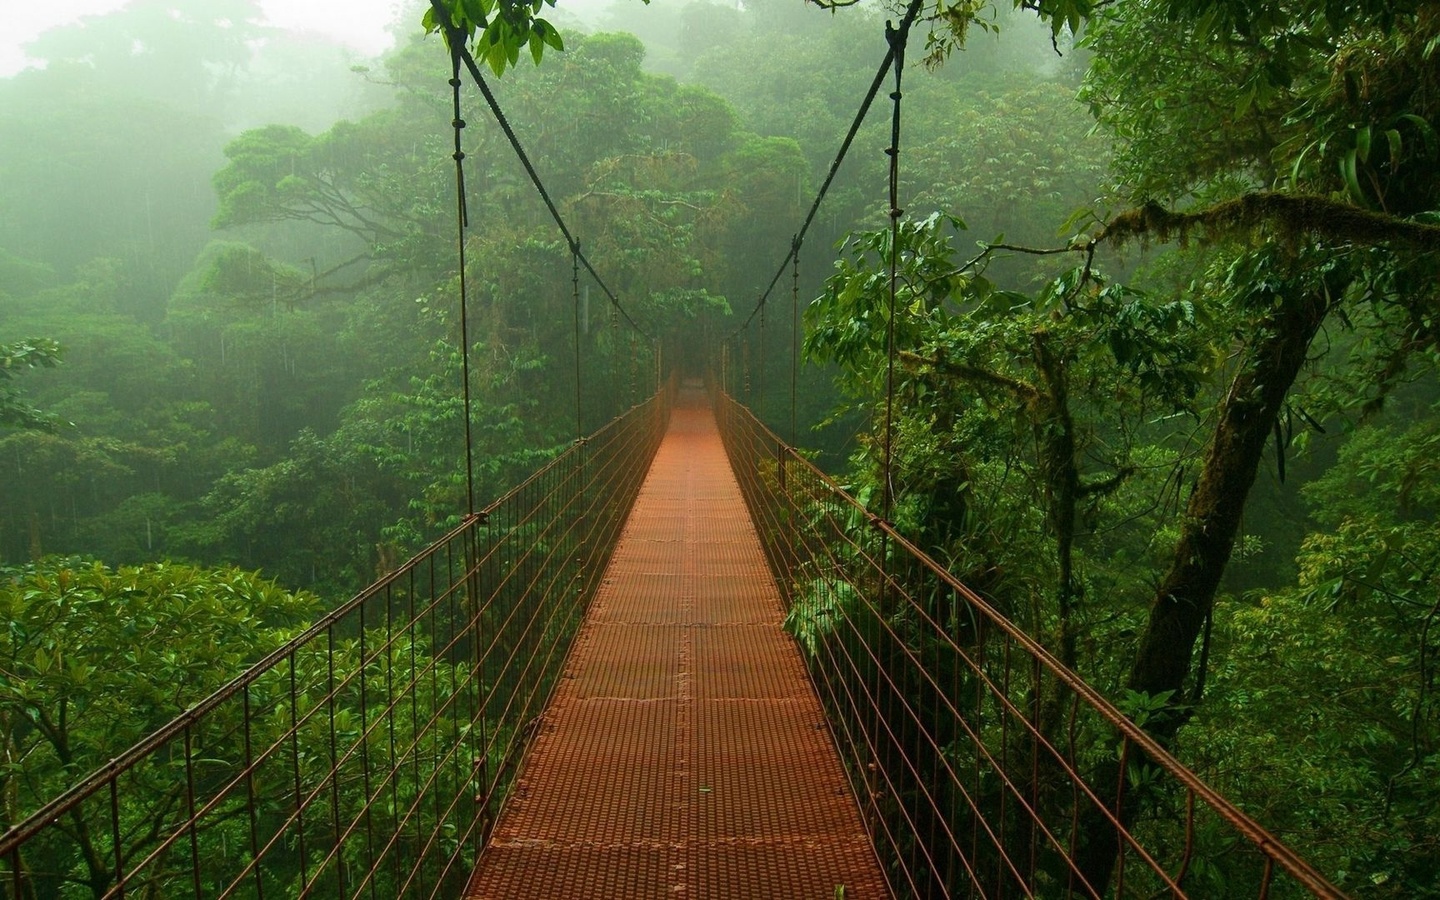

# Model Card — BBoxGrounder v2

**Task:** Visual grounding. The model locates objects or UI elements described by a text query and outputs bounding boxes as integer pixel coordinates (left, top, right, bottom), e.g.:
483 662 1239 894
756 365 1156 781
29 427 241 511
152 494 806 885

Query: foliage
785 579 858 657
795 0 1440 891
907 81 1107 253
0 559 317 817
0 557 479 897
1189 407 1440 896
0 22 777 582
0 339 63 432
423 0 566 75
806 212 1209 670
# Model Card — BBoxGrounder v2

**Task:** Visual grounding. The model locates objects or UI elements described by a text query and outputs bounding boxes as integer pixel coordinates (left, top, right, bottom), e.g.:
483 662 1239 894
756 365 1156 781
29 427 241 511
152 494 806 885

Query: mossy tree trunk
1075 285 1332 892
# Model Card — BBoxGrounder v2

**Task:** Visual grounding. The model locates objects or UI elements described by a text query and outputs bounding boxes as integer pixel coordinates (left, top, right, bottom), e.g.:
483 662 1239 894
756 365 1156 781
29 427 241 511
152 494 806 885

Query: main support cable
427 1 650 342
448 44 478 517
728 0 925 338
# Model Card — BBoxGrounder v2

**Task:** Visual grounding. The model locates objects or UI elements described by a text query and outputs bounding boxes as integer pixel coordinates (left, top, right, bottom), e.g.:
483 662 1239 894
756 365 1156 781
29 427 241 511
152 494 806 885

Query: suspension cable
758 298 766 408
428 1 651 342
743 334 751 398
448 42 477 518
790 234 801 447
572 242 582 441
727 0 925 340
880 16 912 526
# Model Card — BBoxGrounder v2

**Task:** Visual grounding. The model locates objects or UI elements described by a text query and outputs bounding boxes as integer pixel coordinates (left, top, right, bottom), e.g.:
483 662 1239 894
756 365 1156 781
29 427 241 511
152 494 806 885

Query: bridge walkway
465 390 888 898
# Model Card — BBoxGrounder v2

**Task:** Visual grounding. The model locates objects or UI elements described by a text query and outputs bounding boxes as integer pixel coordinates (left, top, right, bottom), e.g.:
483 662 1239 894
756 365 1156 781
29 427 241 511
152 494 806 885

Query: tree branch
1078 466 1135 497
900 349 1042 402
932 239 1092 291
1098 192 1440 252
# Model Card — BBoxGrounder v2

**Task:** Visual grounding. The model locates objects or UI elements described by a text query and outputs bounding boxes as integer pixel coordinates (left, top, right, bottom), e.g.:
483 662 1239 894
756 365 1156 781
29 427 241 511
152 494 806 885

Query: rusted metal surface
466 389 890 899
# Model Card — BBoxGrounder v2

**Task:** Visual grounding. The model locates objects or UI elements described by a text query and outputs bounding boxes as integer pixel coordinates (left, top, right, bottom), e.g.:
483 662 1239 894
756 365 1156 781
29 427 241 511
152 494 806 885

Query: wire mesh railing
0 393 668 900
713 390 1346 900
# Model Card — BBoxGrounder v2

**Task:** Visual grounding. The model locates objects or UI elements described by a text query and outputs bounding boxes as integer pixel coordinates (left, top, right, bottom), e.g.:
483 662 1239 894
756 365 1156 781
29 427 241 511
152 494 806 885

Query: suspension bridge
0 2 1355 897
0 384 1351 899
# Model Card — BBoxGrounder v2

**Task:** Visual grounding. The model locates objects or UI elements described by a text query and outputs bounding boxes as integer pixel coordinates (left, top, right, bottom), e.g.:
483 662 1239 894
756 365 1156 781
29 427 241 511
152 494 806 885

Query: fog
0 0 1096 585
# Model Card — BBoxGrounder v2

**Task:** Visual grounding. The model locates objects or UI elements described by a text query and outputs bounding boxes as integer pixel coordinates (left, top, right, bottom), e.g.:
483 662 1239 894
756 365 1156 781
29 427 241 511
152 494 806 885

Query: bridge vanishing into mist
0 384 1347 899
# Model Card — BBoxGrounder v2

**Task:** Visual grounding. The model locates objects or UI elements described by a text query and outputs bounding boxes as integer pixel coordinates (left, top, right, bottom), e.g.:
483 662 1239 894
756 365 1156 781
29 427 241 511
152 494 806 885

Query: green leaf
1383 128 1402 169
1234 83 1257 117
1354 125 1371 165
1058 206 1096 236
1288 141 1314 188
461 0 487 27
1339 148 1365 205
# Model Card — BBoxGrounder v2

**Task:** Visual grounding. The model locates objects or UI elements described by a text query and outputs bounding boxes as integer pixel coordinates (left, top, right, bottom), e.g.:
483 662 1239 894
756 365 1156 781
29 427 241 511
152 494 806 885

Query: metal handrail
713 388 1347 900
0 391 669 899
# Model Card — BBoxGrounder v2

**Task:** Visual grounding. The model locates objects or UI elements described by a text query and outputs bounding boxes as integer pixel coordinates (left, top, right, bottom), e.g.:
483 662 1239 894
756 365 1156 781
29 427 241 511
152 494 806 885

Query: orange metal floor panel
466 391 890 899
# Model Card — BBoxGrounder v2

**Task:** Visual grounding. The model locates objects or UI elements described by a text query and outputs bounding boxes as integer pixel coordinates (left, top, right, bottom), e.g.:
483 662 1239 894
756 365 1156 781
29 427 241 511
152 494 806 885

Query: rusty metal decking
465 391 889 899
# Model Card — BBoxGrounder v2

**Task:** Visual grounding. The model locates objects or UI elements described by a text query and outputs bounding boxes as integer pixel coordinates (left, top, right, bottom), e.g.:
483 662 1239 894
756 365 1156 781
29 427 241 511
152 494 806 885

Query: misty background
0 0 1083 586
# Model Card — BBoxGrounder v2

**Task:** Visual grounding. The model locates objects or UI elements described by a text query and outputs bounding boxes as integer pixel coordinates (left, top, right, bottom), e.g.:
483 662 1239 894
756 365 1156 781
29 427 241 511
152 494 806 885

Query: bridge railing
0 393 668 900
714 390 1345 900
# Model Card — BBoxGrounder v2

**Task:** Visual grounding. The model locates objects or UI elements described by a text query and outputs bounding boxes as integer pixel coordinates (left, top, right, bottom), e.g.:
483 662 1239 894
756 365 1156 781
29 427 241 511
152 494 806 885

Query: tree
0 264 245 565
0 558 316 897
0 556 480 898
1070 0 1440 747
797 0 1440 890
912 0 1440 890
807 207 1208 673
0 339 62 432
1188 403 1440 896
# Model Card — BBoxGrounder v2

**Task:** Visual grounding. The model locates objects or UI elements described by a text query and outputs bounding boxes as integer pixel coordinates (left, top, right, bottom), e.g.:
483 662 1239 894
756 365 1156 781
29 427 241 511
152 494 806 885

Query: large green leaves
422 0 566 76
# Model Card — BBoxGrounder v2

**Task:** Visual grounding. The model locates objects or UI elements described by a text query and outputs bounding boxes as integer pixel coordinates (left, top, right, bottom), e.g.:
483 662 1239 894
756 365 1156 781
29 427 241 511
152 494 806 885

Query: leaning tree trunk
1074 286 1331 893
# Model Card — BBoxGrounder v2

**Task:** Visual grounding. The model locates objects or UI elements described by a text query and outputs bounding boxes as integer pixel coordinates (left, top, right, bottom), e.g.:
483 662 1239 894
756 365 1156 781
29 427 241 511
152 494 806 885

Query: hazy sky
0 0 406 77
